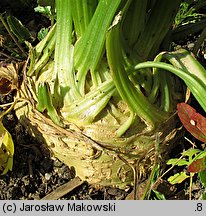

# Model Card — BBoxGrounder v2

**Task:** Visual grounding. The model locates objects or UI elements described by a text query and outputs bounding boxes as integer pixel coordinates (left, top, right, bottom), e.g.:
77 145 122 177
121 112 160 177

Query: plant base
14 78 180 188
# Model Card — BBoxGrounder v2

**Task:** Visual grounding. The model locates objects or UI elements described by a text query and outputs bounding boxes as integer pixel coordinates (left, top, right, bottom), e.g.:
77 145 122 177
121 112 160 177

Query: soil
0 1 206 200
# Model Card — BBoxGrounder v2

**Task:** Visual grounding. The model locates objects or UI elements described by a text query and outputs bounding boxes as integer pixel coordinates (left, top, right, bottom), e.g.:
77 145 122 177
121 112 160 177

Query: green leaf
198 170 206 188
7 16 31 42
166 158 189 166
167 172 190 184
193 151 206 161
182 148 201 158
37 27 49 41
34 6 52 18
151 189 166 200
37 82 63 126
202 193 206 200
35 0 55 24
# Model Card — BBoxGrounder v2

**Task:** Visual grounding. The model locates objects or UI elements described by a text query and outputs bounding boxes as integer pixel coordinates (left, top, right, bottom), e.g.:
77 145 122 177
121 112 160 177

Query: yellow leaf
0 120 14 174
167 172 189 184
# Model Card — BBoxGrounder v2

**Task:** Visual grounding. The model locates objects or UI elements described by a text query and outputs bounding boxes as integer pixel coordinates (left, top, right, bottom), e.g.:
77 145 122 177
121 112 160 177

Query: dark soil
0 0 206 200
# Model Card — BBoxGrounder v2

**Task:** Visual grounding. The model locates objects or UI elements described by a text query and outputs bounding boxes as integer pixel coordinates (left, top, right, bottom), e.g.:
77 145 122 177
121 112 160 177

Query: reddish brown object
187 158 205 173
0 77 12 95
177 103 206 143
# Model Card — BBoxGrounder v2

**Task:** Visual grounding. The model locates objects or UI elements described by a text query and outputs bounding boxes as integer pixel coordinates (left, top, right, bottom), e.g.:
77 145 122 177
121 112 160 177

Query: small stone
45 173 52 181
187 43 194 50
53 159 63 167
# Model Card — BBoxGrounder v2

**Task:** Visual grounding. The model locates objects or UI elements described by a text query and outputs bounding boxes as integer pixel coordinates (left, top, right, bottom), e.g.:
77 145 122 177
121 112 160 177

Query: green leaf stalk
11 0 206 187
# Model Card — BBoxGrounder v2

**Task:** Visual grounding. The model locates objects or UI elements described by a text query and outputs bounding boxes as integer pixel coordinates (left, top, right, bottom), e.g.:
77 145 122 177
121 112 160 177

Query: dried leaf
0 62 20 95
177 103 206 142
0 77 13 95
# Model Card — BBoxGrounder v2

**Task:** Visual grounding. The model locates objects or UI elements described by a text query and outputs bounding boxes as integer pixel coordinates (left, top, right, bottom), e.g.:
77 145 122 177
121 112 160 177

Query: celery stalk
134 0 181 59
71 0 97 38
122 0 147 48
74 0 122 94
52 0 81 107
134 61 206 112
106 22 169 129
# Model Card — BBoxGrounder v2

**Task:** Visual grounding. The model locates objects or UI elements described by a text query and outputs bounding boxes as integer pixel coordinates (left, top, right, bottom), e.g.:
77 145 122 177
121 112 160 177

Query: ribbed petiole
52 0 80 107
71 0 97 38
74 0 122 94
122 0 147 48
134 61 206 113
62 80 116 124
106 22 169 129
134 0 181 59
